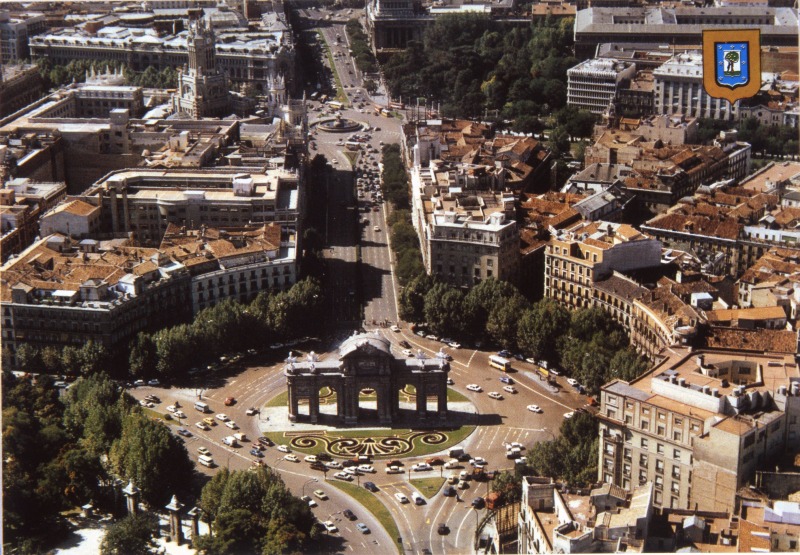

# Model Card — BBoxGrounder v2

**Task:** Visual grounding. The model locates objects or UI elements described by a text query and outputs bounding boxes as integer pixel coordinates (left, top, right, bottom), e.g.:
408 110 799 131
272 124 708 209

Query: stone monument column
165 495 185 545
122 480 139 516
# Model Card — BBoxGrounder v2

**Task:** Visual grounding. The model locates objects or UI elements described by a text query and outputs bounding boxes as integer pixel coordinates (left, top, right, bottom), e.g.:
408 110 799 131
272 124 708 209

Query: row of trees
388 209 426 286
400 277 648 394
33 58 179 92
345 18 378 75
3 372 193 551
128 278 324 381
381 143 410 209
382 16 576 120
697 116 799 157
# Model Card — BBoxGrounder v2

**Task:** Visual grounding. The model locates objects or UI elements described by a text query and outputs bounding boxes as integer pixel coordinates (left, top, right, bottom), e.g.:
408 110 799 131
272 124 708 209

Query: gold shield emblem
703 29 762 105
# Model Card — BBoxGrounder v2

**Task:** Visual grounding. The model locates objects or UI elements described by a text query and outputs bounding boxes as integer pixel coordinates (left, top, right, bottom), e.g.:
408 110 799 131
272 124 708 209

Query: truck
222 436 239 447
449 447 465 459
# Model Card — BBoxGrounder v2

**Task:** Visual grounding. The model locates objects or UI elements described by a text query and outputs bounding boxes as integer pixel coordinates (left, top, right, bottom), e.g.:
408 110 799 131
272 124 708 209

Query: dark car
176 428 192 438
457 453 472 462
471 497 485 509
386 459 403 467
513 353 525 361
343 509 357 521
499 376 514 384
437 523 449 535
442 486 456 497
498 350 512 358
257 437 274 447
363 481 378 492
250 448 264 458
317 452 332 462
342 459 358 467
400 340 411 349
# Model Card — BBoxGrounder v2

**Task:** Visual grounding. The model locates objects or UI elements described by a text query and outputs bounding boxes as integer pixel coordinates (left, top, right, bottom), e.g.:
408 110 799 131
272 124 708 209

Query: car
527 404 542 413
373 225 380 232
147 379 160 386
412 463 432 472
400 340 411 348
415 330 426 337
448 342 461 349
333 471 353 481
357 464 375 473
166 405 177 413
251 443 263 451
245 407 258 416
447 474 459 484
225 421 239 430
250 448 264 458
133 380 146 387
427 457 445 466
310 462 327 471
525 357 537 364
425 334 439 341
343 509 357 521
277 444 290 453
304 455 318 463
390 325 400 332
444 459 460 469
300 495 317 507
215 413 229 422
313 489 328 500
144 395 160 403
344 467 359 476
499 376 514 385
446 378 455 385
402 349 413 357
257 437 273 447
173 411 186 419
269 343 284 350
510 442 525 450
363 481 378 492
513 353 525 361
139 399 148 407
386 465 403 474
203 417 216 426
564 411 575 419
566 378 579 387
325 461 342 469
222 397 235 406
356 523 370 534
488 392 504 400
498 350 512 358
372 206 380 212
394 493 409 503
412 492 425 505
177 428 192 438
466 384 482 392
437 523 449 535
470 457 487 466
549 369 561 376
323 520 338 533
458 480 469 489
198 446 211 456
196 421 210 430
284 454 299 462
472 497 486 509
442 486 456 497
503 385 517 394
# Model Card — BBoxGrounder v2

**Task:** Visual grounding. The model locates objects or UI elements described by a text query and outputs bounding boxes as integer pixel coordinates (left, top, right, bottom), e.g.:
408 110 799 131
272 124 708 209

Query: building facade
653 53 736 120
567 58 636 115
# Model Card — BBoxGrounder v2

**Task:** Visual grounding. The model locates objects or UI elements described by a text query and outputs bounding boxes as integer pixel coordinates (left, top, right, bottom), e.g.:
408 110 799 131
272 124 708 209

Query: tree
486 294 529 348
399 274 435 322
62 374 130 456
363 78 378 94
516 300 570 362
129 333 158 379
491 470 521 503
109 412 194 506
100 512 159 555
525 411 597 486
15 344 42 373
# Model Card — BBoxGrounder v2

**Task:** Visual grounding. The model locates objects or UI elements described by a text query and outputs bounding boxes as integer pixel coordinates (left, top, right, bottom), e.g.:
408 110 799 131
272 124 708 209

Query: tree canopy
524 410 598 486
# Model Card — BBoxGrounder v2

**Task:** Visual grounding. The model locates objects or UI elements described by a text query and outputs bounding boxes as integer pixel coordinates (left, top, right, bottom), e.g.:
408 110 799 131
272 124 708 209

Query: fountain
316 113 362 133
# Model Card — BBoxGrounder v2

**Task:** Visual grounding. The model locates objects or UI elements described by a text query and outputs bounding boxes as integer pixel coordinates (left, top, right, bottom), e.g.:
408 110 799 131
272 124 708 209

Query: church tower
172 18 230 118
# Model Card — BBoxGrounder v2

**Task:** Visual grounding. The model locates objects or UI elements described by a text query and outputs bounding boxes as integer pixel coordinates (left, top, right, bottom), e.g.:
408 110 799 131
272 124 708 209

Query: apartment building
0 179 66 261
653 53 736 121
79 167 302 245
567 58 636 115
0 63 45 118
597 349 800 513
0 10 46 63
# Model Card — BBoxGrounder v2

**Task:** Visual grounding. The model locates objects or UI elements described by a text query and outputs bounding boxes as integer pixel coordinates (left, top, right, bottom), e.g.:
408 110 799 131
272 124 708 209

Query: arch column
287 377 298 422
438 384 447 421
416 381 427 419
309 386 320 424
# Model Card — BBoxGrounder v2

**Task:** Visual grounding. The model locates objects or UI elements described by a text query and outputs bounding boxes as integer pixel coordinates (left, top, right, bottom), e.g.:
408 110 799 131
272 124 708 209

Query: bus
327 100 343 110
488 355 511 372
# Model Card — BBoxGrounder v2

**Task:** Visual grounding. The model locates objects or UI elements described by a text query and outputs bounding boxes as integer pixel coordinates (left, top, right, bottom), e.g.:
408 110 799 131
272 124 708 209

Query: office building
567 58 636 115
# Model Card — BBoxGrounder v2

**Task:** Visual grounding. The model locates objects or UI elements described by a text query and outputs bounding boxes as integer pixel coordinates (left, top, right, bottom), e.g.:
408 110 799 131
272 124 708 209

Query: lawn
410 477 445 499
317 31 348 105
143 408 178 425
327 480 401 553
401 386 468 403
266 391 287 408
261 425 476 460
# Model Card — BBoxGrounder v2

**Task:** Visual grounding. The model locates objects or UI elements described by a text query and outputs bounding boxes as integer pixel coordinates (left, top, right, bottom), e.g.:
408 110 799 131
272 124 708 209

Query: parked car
197 447 211 456
176 428 192 438
357 464 375 473
203 417 216 426
503 385 517 394
334 471 353 481
195 421 210 430
564 411 575 419
498 350 512 358
147 379 160 386
225 421 239 430
284 454 299 462
566 378 579 387
472 497 486 509
173 411 186 419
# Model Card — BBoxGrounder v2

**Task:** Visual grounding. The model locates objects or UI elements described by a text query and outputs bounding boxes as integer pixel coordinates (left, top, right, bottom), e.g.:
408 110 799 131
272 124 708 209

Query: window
641 438 648 449
657 425 665 436
673 430 682 442
657 443 664 454
607 395 618 407
673 449 681 460
658 412 666 421
655 475 663 487
640 454 648 467
642 408 650 416
672 466 681 479
671 481 680 494
656 460 664 473
641 420 649 431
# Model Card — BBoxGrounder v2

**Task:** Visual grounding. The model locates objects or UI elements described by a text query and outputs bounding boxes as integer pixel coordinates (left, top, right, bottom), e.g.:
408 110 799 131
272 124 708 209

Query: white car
357 464 375 473
245 407 258 416
225 421 238 430
166 405 177 413
402 349 413 357
502 385 517 394
333 471 353 481
488 392 504 400
510 442 525 450
373 225 380 232
323 520 338 532
195 421 210 430
448 342 461 349
466 384 482 392
300 495 317 508
564 411 575 419
394 493 409 503
386 465 403 474
566 378 579 387
284 454 299 462
470 457 487 466
277 444 291 453
197 446 211 456
215 413 229 422
390 325 401 332
412 463 432 472
344 467 359 475
325 461 342 469
527 404 542 413
525 358 537 364
173 411 186 419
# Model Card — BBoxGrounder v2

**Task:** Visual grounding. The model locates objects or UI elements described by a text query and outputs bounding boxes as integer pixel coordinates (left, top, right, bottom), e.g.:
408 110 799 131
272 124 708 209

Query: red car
224 397 236 406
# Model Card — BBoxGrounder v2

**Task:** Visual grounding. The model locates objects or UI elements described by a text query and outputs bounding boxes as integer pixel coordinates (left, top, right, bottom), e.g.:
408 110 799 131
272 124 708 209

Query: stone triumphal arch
284 333 450 425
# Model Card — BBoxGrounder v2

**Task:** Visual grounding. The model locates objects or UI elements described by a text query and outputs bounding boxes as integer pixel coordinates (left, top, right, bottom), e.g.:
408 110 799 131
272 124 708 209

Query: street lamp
302 478 318 497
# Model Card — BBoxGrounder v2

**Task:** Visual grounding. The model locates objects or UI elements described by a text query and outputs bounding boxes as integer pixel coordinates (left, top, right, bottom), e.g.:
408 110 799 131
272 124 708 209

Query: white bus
327 100 343 110
194 401 210 413
488 355 511 372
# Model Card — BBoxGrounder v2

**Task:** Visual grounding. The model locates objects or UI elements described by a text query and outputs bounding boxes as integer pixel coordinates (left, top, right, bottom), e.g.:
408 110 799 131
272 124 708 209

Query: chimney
711 388 719 397
678 378 686 387
696 355 705 368
702 385 710 395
